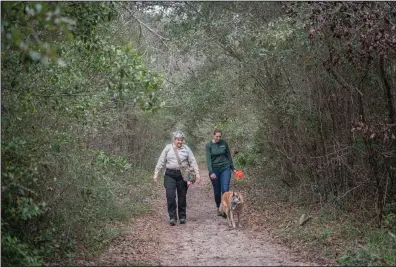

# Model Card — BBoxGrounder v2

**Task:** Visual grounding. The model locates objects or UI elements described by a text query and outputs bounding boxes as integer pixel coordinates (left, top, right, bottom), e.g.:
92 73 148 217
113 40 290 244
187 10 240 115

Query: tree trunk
379 54 395 124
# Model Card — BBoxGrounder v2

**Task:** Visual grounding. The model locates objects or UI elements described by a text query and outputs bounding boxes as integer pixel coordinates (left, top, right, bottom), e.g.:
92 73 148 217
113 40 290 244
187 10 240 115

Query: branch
319 183 364 212
137 20 142 47
281 179 291 188
380 54 396 124
163 77 179 86
26 92 99 97
327 66 363 96
216 40 243 62
299 214 312 226
112 13 135 36
324 32 363 96
123 6 169 46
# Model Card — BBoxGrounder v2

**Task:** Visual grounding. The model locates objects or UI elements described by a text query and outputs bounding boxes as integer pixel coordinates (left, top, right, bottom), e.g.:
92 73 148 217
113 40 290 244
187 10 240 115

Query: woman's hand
210 173 217 179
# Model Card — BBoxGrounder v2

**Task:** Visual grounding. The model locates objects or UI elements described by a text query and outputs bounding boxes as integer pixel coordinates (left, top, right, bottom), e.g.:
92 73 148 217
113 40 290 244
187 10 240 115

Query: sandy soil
91 169 317 266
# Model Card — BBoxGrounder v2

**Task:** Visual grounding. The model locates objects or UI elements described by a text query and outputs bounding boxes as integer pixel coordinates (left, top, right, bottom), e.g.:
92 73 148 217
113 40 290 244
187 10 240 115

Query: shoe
179 218 186 224
169 218 176 226
217 208 223 216
217 208 227 218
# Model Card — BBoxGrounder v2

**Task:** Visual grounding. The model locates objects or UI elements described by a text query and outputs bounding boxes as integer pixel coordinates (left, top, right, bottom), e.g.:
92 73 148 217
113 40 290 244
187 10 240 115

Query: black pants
164 169 188 220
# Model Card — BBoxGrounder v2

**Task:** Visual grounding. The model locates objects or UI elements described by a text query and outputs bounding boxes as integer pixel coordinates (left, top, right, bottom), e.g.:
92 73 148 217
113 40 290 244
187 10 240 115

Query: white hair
173 130 185 139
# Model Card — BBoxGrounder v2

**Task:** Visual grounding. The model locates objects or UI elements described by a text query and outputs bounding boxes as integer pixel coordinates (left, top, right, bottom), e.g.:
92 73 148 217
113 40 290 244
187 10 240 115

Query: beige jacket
154 144 200 180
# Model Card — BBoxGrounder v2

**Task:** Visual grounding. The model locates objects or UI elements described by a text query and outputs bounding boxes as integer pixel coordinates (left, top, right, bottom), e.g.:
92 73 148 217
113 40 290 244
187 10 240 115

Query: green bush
1 230 43 266
2 2 165 265
338 229 396 266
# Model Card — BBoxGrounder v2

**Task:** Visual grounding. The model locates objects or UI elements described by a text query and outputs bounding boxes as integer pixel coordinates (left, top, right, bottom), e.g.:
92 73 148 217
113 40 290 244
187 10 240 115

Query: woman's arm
187 147 200 177
225 141 236 171
205 143 213 174
153 145 169 179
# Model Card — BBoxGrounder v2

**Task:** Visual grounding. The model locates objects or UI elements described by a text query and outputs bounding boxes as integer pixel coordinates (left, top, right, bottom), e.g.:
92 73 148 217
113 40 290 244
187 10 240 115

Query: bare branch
327 67 363 96
123 6 169 48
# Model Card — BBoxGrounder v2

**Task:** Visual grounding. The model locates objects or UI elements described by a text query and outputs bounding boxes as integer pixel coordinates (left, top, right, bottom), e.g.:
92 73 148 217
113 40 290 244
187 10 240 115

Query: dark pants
164 169 188 220
210 167 231 208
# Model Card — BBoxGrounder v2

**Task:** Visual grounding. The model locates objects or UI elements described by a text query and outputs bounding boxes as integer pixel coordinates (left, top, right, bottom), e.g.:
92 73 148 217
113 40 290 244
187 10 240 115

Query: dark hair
213 128 222 135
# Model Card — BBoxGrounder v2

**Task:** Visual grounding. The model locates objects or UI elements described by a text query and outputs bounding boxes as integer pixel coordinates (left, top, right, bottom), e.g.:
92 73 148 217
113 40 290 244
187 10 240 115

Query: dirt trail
92 169 316 266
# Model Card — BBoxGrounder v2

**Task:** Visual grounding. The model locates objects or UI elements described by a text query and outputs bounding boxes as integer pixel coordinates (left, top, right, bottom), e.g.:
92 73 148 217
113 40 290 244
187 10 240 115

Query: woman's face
213 132 222 143
173 137 184 148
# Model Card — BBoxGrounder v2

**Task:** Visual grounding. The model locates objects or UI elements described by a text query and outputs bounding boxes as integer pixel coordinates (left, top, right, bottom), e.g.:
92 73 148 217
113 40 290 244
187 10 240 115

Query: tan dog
218 191 244 228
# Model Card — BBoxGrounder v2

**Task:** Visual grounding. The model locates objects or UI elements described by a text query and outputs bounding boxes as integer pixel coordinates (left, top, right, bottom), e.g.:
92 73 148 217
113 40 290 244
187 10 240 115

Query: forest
1 2 396 266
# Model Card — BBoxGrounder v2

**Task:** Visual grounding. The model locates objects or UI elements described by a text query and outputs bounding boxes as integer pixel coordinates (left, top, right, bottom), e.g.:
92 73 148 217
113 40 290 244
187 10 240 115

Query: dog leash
231 173 240 194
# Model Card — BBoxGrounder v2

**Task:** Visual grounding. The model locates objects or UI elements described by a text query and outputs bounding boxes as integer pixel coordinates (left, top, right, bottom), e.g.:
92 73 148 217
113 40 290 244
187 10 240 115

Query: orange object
235 170 244 179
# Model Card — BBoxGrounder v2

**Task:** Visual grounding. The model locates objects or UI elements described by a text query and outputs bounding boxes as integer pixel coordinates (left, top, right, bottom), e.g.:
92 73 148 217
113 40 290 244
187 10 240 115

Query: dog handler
153 131 200 226
205 128 237 216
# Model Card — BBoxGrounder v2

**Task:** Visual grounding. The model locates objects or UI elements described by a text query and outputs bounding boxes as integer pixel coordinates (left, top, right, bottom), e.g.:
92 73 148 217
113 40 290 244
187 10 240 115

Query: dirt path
92 169 316 266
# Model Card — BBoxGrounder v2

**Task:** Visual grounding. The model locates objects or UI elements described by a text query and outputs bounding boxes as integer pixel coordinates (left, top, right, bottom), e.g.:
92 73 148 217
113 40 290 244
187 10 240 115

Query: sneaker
217 208 227 218
169 218 176 226
217 208 223 216
179 218 186 224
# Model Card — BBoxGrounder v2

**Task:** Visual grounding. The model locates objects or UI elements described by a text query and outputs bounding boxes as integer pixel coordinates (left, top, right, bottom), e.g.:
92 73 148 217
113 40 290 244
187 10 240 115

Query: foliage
1 2 75 64
1 2 165 265
132 2 396 264
1 228 43 266
338 229 396 266
2 1 396 265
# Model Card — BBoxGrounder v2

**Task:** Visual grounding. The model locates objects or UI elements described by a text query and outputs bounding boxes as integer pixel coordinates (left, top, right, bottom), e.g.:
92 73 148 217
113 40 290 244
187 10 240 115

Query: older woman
205 128 237 216
153 131 200 225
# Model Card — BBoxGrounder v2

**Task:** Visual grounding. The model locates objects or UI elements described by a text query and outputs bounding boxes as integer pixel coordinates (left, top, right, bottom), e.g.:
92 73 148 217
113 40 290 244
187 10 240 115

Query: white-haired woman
153 131 200 226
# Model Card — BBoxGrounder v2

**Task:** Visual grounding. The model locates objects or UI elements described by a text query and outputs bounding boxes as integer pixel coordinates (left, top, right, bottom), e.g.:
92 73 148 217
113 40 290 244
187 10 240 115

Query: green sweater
205 139 235 173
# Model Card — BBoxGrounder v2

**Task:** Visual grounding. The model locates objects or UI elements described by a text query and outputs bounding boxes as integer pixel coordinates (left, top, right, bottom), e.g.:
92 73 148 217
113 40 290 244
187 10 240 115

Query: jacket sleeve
225 141 235 171
186 146 200 176
205 143 213 174
154 145 169 179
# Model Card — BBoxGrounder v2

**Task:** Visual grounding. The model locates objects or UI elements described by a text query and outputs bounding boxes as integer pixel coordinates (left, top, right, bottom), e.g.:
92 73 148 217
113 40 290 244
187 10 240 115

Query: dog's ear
238 192 244 203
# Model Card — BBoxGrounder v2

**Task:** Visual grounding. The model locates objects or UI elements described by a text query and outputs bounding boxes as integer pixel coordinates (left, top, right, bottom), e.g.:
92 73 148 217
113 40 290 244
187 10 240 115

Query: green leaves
102 45 163 111
1 230 43 266
95 150 132 172
1 2 76 64
11 197 41 221
2 2 164 265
